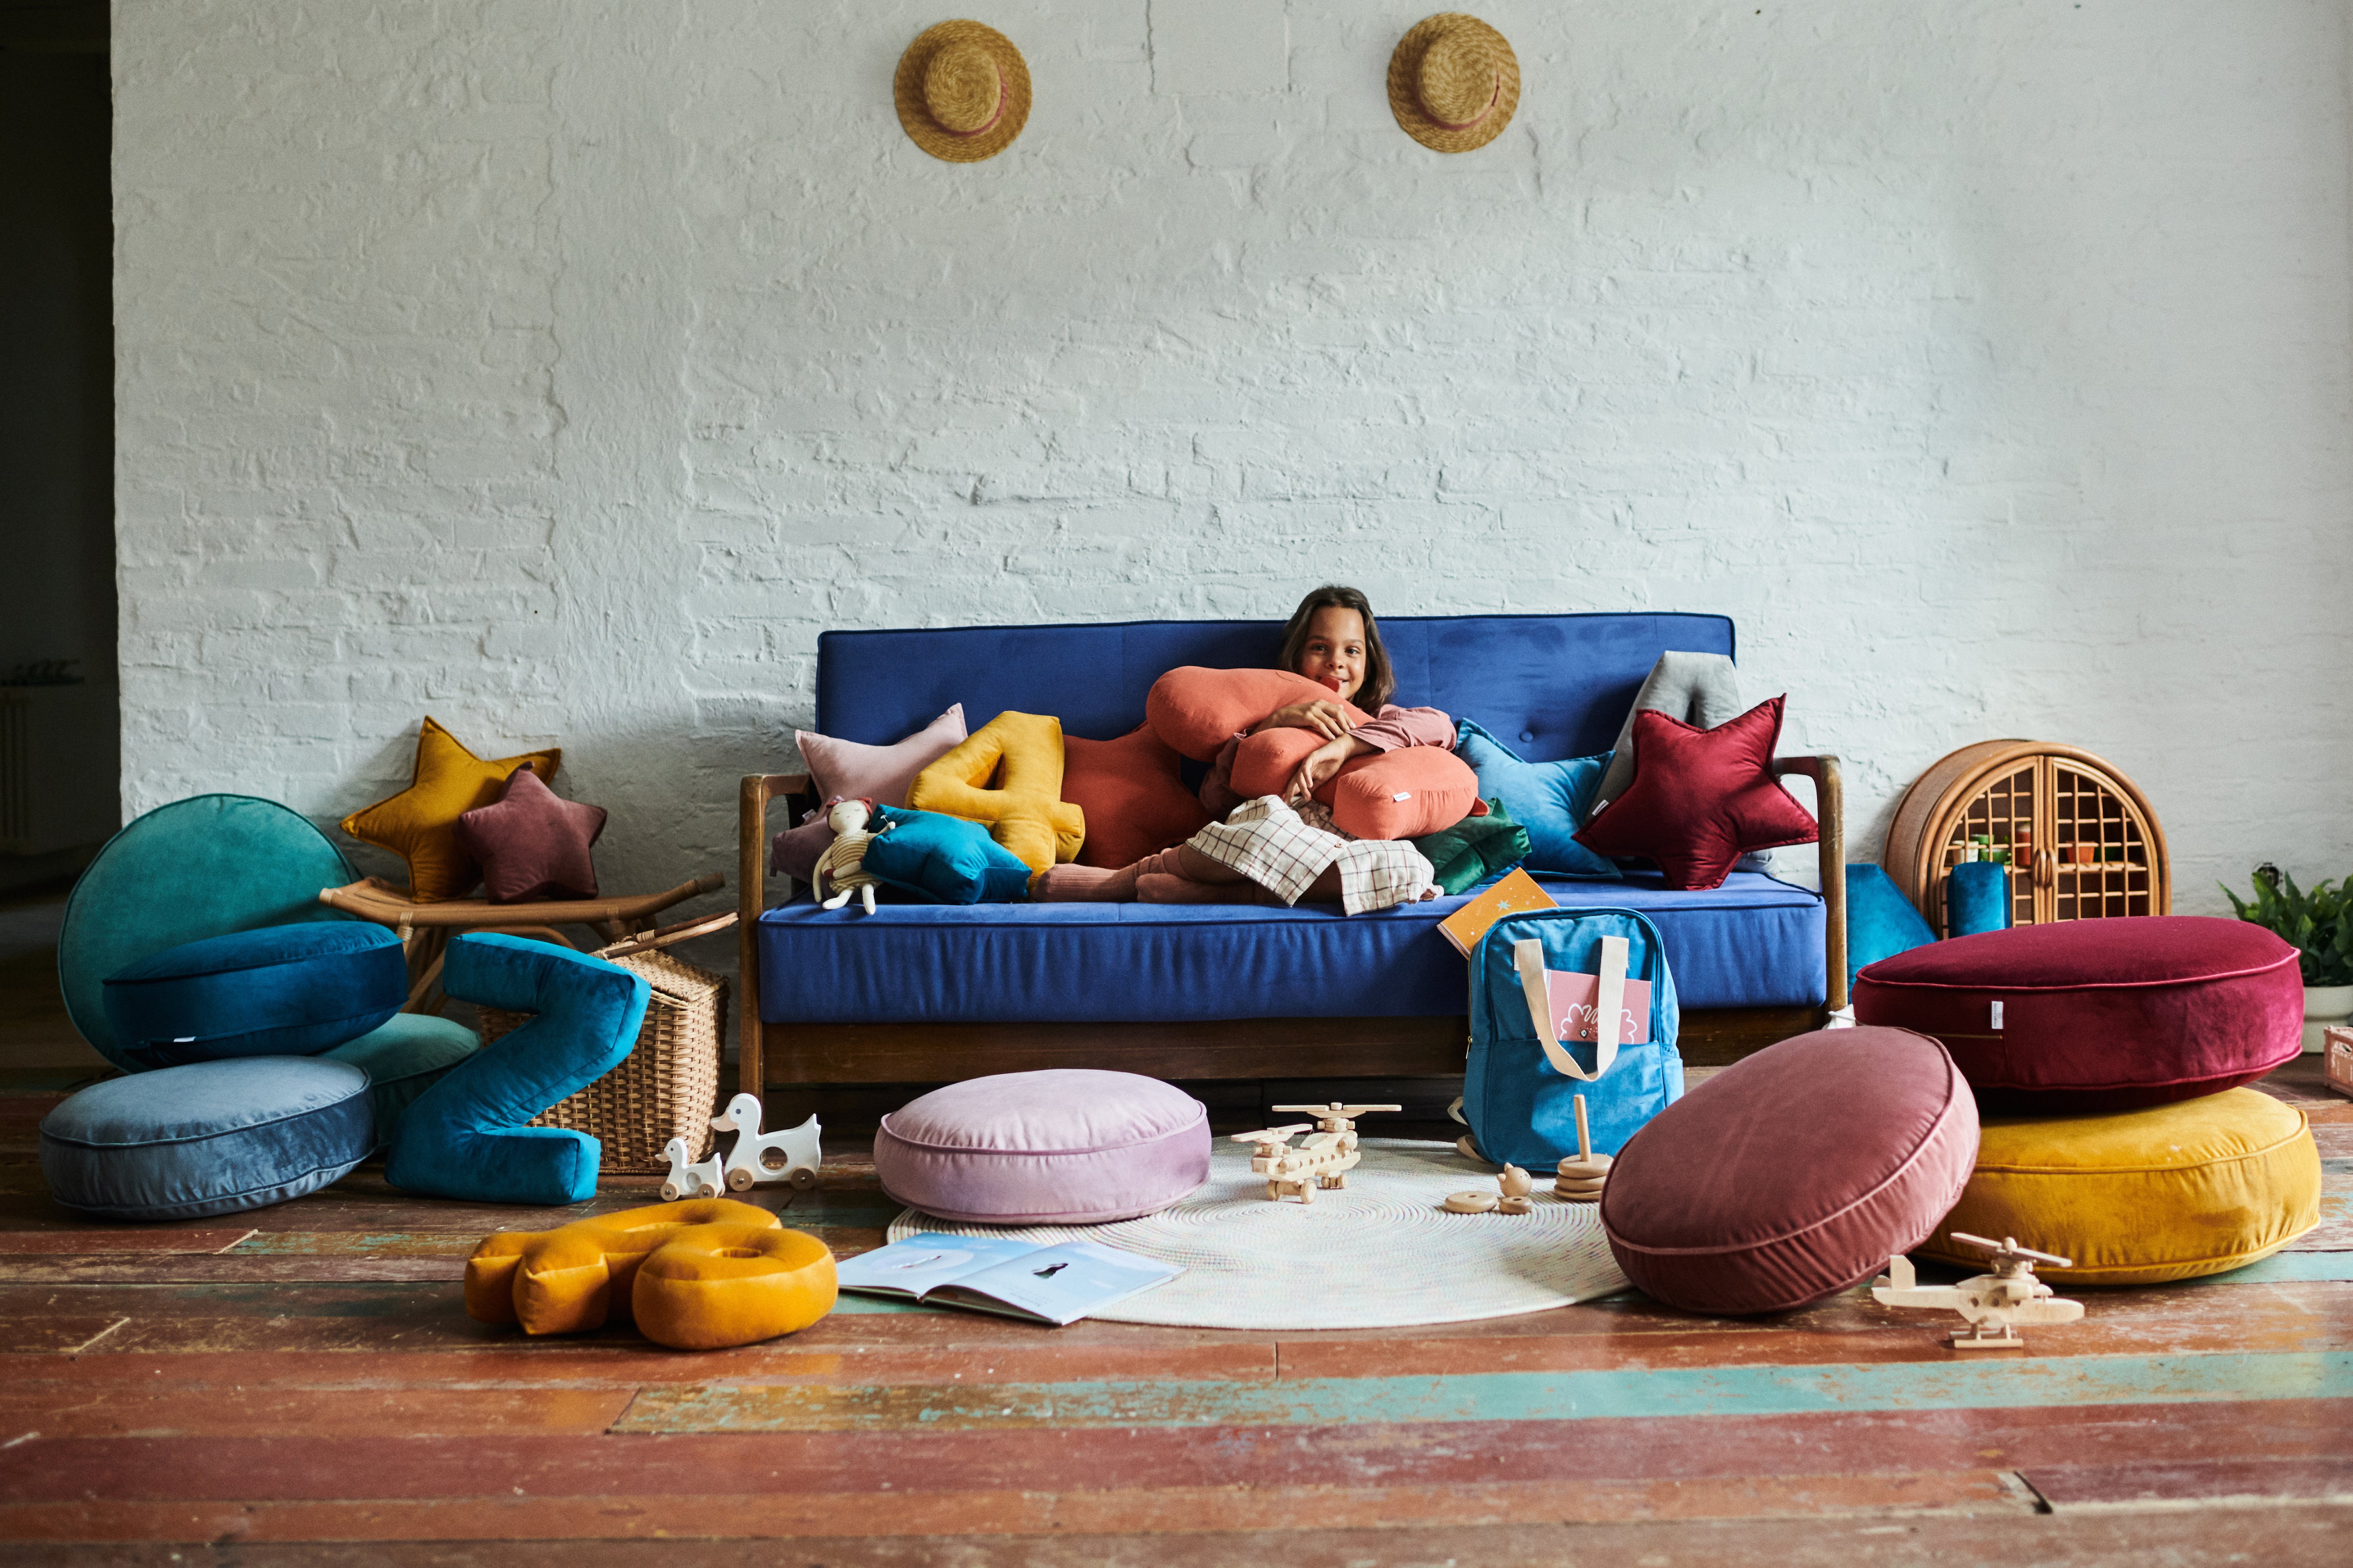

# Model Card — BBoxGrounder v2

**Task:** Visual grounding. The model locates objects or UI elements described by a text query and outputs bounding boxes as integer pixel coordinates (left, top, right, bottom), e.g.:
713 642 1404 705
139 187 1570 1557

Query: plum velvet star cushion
1853 916 2303 1110
1600 1026 1979 1315
101 921 407 1070
874 1069 1212 1224
455 766 608 903
1574 696 1818 890
798 704 966 809
340 717 562 903
1061 725 1211 869
1454 720 1620 879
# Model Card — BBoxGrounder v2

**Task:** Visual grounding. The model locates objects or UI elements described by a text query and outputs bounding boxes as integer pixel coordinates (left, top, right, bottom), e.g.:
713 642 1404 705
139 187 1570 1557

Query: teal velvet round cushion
39 1057 375 1221
323 1012 480 1150
103 923 407 1069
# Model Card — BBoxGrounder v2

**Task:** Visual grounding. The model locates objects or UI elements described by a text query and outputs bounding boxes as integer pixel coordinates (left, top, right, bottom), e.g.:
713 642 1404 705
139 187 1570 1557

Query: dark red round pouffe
1853 916 2301 1111
1600 1027 1978 1315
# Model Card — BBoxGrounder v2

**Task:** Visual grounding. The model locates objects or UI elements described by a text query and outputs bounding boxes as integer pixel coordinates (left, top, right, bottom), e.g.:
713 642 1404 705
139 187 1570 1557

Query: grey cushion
39 1057 375 1221
1587 651 1744 823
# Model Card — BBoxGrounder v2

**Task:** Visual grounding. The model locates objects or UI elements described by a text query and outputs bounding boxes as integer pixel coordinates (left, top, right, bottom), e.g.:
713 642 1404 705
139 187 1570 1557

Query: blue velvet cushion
386 934 650 1205
1453 721 1622 880
1946 860 2013 938
323 1012 481 1150
39 1057 375 1221
1844 863 1939 989
103 923 407 1070
860 805 1034 905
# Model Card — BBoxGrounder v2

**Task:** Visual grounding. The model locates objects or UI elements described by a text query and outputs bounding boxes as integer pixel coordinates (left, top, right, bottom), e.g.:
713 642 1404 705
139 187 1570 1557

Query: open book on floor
836 1233 1184 1326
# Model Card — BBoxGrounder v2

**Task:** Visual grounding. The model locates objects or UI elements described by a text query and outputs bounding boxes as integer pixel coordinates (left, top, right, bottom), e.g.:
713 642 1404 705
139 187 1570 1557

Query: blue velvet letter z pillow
1454 721 1621 880
103 922 408 1070
40 1056 375 1221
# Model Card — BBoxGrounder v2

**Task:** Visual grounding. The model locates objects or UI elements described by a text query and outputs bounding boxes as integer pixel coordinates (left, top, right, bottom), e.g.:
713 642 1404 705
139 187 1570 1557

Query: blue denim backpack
1459 908 1684 1169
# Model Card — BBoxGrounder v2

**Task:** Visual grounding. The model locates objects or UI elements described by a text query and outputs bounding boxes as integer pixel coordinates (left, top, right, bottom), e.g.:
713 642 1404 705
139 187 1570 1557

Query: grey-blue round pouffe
39 1057 376 1221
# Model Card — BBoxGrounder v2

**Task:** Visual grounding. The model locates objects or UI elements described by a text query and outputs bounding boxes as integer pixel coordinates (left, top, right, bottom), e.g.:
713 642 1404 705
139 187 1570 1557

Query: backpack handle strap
1514 934 1630 1081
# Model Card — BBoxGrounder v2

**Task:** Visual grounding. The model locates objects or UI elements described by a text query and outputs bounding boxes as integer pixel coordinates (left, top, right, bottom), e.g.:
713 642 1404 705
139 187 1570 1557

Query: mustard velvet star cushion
341 717 562 903
456 767 608 904
907 710 1085 874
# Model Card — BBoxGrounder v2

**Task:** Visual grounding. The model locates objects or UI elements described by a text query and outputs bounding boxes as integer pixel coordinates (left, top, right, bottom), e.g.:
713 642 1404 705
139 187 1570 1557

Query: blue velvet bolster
104 921 407 1068
1947 861 2013 938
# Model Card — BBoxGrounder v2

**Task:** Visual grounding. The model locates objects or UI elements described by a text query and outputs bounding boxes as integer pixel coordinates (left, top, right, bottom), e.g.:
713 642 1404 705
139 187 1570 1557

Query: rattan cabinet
1885 741 2169 937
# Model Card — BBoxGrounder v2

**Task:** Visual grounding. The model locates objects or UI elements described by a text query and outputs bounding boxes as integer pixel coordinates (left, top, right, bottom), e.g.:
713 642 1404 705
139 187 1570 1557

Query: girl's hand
1287 734 1371 803
1253 699 1357 740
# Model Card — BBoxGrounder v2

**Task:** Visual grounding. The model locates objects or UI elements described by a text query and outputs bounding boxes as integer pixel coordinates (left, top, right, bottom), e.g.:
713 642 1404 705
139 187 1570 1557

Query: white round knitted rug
884 1138 1631 1329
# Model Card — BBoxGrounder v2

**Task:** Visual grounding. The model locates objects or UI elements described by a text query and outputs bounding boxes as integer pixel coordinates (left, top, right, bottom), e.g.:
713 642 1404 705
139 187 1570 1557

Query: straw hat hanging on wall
1388 13 1520 154
896 20 1031 163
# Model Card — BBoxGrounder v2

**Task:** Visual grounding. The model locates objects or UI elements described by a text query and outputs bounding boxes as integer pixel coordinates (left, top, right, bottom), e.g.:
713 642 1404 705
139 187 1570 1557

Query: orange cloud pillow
342 717 562 903
1062 726 1212 868
1230 732 1479 839
1144 667 1371 762
909 710 1086 874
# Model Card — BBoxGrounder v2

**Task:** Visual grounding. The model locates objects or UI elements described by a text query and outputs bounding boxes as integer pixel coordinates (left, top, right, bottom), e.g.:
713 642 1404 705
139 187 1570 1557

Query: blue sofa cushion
385 934 649 1206
39 1056 375 1221
103 923 407 1070
759 870 1826 1024
861 806 1034 905
1453 721 1620 879
323 1012 481 1151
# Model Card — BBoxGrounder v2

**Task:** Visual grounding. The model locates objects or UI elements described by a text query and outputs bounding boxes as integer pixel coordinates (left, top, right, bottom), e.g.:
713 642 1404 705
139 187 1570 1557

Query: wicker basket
477 914 733 1172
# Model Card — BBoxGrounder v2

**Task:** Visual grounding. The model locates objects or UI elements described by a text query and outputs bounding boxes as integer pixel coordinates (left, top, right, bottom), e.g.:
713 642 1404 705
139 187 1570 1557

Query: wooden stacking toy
1553 1095 1611 1201
1447 1162 1538 1215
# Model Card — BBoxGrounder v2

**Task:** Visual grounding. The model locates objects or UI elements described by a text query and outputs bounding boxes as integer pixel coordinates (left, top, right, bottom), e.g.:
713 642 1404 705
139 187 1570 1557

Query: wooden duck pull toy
1553 1094 1611 1201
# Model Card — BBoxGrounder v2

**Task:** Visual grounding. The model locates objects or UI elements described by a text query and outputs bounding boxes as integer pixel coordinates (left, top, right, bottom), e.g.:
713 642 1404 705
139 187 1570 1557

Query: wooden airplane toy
1230 1102 1400 1203
1871 1233 2085 1350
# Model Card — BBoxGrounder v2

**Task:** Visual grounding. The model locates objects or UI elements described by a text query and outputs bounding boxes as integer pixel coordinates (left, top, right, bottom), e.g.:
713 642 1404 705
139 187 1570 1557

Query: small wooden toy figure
659 1137 729 1202
710 1092 824 1192
812 798 883 914
1229 1102 1400 1203
1871 1233 2084 1351
1553 1095 1610 1202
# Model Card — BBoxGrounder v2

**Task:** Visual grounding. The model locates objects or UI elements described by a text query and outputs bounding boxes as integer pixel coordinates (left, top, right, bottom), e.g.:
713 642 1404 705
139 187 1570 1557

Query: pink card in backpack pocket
1537 971 1653 1045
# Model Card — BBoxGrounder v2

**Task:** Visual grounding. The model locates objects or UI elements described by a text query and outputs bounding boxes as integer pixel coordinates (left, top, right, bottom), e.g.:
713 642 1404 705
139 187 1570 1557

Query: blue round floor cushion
102 922 407 1069
39 1057 376 1221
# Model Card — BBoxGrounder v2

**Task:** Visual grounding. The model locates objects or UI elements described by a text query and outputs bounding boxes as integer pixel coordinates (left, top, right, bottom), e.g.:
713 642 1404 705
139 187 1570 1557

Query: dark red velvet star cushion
1573 696 1818 890
455 766 608 903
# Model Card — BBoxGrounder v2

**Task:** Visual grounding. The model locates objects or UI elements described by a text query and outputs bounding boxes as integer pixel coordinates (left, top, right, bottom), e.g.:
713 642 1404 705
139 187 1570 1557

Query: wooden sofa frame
734 758 1845 1105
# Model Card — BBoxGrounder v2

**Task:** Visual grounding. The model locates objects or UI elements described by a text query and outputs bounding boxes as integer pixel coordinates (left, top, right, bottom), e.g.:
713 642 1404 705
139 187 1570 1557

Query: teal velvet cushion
1453 721 1621 880
324 1013 481 1150
385 934 649 1205
1946 861 2013 938
102 923 406 1070
1411 799 1532 896
861 805 1033 905
1844 863 1938 990
61 795 360 1074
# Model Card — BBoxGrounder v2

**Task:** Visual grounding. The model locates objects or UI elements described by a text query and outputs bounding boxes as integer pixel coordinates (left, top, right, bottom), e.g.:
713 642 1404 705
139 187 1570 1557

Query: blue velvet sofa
736 614 1846 1109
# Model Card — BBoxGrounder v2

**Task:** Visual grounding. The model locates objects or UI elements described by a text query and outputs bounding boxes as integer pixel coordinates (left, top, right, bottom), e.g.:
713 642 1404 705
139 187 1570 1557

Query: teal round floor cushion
103 923 407 1069
324 1013 482 1150
39 1057 376 1221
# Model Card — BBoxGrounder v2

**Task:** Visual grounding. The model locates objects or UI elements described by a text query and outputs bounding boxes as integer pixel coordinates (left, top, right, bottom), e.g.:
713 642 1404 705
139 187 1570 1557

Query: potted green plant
2223 864 2353 1052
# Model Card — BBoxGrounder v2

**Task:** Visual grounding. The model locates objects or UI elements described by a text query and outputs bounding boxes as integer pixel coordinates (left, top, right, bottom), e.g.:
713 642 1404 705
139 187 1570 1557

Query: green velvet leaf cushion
61 795 366 1074
102 922 407 1070
1453 721 1621 880
1411 799 1532 896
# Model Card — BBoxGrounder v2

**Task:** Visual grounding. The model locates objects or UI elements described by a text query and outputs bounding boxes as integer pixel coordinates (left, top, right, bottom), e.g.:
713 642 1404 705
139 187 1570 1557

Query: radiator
0 683 119 856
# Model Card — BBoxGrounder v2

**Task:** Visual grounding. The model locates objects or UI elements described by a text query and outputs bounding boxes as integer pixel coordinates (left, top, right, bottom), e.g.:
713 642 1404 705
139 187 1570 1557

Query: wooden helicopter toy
1871 1233 2085 1350
1229 1102 1400 1203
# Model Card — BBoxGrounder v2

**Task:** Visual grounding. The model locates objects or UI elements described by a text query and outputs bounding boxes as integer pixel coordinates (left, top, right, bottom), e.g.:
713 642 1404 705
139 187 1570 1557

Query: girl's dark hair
1278 585 1395 710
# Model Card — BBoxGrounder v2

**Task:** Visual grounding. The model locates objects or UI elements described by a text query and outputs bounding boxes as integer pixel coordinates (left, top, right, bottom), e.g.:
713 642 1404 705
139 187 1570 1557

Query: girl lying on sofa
1035 585 1453 913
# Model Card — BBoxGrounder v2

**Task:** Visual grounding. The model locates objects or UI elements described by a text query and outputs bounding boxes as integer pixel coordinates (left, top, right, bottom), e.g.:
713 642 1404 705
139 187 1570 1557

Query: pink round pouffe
1600 1027 1978 1315
874 1069 1211 1224
1853 916 2302 1110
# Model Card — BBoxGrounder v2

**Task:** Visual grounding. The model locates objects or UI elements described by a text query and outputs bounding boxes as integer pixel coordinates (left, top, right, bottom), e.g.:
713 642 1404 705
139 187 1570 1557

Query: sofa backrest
815 612 1735 764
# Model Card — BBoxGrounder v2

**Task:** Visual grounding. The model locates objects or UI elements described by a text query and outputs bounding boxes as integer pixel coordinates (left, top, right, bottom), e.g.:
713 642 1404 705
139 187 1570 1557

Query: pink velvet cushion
798 704 966 809
1600 1026 1979 1315
874 1069 1211 1224
1853 916 2302 1110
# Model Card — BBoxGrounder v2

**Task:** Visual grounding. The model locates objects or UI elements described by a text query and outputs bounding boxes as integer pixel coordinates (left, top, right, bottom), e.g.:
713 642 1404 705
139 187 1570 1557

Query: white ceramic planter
2304 984 2353 1054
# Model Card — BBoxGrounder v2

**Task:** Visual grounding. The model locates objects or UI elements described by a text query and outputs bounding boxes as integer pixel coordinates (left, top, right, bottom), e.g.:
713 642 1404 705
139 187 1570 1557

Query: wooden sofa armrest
738 772 814 1098
1771 754 1847 1014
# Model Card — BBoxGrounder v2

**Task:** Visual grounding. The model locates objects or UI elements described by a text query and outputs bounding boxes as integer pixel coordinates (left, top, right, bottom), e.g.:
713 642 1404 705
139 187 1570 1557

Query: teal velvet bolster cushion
103 923 407 1070
861 805 1034 905
386 934 649 1205
1947 861 2013 937
1453 721 1621 879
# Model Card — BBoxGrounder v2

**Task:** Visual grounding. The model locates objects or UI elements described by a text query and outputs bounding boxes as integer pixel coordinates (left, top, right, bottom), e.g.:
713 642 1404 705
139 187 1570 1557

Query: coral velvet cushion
874 1069 1212 1224
1145 667 1370 762
860 806 1034 905
456 766 607 903
1601 1026 1979 1315
1228 731 1480 839
340 717 562 903
1453 720 1620 879
1062 725 1211 868
1574 696 1818 890
1853 916 2303 1110
1925 1089 2320 1285
102 922 407 1070
908 710 1086 874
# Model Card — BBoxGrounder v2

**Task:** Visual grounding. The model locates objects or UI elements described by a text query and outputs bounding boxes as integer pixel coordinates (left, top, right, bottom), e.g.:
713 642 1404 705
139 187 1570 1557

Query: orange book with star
1437 867 1559 958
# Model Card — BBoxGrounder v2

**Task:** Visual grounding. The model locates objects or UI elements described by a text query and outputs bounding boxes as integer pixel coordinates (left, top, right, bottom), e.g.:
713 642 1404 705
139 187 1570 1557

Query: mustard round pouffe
1921 1088 2321 1286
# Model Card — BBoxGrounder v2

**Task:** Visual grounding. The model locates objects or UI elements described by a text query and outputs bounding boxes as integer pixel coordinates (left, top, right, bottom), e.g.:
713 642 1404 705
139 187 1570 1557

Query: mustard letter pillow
341 717 561 903
1922 1088 2321 1286
908 710 1085 874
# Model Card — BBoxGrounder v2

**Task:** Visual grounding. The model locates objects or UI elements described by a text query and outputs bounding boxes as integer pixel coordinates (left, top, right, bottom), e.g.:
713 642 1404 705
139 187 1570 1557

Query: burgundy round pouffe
1600 1027 1978 1315
1853 916 2302 1111
874 1069 1211 1224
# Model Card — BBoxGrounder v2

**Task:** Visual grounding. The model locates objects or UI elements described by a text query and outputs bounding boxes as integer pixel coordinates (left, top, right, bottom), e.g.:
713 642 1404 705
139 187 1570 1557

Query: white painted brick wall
115 1 2353 957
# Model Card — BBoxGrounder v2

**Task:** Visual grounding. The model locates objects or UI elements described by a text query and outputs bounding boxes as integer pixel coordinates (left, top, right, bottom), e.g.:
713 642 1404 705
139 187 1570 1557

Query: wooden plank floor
0 1056 2346 1565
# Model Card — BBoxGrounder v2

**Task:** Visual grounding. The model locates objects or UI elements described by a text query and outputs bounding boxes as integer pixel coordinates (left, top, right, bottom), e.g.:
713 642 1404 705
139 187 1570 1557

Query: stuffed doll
812 798 883 914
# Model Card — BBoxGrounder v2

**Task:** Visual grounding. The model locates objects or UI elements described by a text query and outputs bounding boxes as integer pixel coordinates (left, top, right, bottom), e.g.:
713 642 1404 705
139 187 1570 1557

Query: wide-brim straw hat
895 20 1031 164
1388 13 1520 154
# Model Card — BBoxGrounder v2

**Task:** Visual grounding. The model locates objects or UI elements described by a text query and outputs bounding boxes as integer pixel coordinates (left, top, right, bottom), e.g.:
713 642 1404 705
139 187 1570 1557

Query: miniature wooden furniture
1870 1234 2084 1350
320 872 725 1015
1884 741 2169 937
711 1092 824 1192
1230 1102 1400 1202
2327 1025 2353 1100
1553 1095 1611 1201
